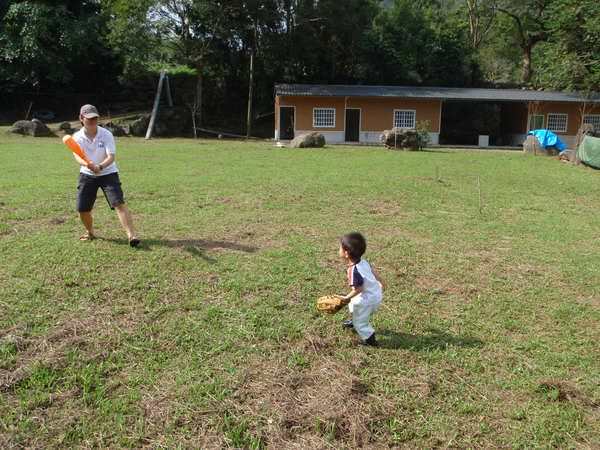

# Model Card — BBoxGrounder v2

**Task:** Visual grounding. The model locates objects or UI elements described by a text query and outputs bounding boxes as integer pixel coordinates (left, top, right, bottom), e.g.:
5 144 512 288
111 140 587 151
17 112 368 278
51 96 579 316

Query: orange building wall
278 96 441 132
529 102 600 135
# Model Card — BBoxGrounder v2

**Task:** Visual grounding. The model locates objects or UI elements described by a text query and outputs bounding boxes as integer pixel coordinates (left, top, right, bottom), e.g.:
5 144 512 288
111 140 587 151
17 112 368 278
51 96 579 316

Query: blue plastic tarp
528 129 567 152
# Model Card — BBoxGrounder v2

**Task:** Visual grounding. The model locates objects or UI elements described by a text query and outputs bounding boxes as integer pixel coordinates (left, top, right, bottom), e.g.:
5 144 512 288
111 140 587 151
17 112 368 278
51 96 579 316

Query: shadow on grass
378 328 483 351
103 238 258 262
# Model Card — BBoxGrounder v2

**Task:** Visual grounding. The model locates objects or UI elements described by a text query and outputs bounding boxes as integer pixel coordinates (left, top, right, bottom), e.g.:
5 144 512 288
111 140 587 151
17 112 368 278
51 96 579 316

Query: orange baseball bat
62 135 91 164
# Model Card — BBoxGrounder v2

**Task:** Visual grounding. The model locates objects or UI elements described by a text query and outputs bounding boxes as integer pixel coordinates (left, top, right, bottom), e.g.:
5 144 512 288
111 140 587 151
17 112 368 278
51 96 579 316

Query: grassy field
1 130 599 448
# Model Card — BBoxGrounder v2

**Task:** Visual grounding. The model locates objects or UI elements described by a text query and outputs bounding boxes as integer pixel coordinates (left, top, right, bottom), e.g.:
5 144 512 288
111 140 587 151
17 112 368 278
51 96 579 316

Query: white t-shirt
347 259 383 306
74 126 119 176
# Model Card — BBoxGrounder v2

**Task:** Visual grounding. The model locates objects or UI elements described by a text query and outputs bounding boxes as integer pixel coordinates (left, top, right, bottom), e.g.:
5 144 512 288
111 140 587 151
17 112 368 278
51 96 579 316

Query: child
338 232 384 347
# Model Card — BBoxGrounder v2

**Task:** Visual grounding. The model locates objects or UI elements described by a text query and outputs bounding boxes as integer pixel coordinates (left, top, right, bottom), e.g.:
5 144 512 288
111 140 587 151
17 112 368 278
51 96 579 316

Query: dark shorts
77 172 125 212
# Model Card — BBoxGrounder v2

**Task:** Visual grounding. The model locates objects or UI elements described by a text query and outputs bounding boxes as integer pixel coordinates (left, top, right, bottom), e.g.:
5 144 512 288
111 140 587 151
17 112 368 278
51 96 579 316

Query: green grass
1 130 599 448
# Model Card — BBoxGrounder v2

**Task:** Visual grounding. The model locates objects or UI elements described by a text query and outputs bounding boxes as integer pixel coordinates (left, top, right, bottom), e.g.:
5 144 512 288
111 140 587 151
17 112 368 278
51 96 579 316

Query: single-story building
274 84 600 148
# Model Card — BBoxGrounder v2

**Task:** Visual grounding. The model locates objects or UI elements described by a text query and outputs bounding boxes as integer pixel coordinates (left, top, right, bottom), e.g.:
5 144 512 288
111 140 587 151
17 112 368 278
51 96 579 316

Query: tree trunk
522 43 533 83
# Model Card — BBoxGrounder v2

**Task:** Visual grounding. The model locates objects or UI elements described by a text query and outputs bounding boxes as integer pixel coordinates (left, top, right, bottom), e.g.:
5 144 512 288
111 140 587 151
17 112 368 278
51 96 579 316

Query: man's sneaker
360 333 379 347
342 319 354 329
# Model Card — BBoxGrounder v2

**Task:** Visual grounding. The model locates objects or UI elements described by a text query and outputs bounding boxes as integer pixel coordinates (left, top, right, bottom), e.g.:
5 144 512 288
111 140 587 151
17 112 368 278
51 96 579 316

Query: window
583 115 600 129
529 114 544 130
547 113 568 133
313 108 335 128
394 110 416 129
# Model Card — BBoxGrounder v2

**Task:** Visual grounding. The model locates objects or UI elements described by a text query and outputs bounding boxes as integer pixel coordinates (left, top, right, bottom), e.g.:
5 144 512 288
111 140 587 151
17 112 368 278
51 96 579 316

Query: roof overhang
275 84 600 104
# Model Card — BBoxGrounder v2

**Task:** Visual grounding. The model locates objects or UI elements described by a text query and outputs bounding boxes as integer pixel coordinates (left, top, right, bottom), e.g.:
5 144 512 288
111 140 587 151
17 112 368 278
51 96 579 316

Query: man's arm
97 153 115 170
73 153 100 173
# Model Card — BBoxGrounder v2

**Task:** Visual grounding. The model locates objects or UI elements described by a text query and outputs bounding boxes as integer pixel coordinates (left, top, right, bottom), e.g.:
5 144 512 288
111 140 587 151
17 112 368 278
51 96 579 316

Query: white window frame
313 108 336 128
547 113 568 133
583 114 600 129
528 114 544 130
393 109 416 129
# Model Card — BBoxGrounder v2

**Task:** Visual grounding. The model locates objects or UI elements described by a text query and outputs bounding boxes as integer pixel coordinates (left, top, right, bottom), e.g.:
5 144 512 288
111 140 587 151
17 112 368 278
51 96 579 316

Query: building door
280 107 295 140
345 109 360 142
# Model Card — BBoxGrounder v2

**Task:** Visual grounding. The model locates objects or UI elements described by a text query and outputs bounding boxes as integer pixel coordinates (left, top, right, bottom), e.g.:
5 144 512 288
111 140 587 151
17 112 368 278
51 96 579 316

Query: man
72 104 140 247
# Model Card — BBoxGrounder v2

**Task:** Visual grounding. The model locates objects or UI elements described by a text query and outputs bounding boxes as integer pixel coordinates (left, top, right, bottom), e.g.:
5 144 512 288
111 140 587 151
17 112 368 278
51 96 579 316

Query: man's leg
114 203 138 242
79 211 95 238
77 174 98 240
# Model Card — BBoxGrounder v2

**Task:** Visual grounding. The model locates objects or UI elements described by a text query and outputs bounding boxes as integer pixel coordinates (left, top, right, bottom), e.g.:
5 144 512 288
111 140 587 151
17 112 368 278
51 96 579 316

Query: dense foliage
1 0 598 127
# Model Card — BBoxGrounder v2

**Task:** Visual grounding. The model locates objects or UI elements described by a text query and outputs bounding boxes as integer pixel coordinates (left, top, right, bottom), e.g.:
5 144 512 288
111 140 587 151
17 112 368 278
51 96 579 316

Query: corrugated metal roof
275 84 600 103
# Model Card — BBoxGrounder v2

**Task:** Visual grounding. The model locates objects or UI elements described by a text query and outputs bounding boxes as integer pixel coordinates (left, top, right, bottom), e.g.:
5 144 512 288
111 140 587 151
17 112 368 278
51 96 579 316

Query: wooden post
145 70 166 140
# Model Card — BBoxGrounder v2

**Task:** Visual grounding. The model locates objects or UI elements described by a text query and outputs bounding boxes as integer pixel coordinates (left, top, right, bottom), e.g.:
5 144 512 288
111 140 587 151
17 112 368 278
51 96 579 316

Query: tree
363 0 476 86
0 1 109 92
465 0 496 49
532 0 600 90
495 0 555 83
105 0 237 129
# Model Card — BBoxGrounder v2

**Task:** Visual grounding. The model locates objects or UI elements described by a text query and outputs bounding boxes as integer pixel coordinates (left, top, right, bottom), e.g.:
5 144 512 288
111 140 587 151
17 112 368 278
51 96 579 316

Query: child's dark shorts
77 172 125 212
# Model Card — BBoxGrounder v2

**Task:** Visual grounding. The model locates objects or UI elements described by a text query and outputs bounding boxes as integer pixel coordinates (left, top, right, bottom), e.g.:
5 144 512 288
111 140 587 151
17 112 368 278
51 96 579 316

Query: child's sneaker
341 319 354 329
360 333 378 347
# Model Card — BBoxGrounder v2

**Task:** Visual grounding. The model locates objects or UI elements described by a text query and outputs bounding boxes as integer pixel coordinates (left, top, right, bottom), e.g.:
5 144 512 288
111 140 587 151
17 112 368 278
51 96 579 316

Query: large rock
380 128 424 150
523 135 558 156
290 132 326 148
102 121 127 137
580 123 600 138
9 119 54 137
58 122 78 135
129 115 150 137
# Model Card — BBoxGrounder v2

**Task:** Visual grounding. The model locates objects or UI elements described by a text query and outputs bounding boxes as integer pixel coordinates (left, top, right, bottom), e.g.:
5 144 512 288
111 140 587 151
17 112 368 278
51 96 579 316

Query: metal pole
145 70 166 140
246 50 254 138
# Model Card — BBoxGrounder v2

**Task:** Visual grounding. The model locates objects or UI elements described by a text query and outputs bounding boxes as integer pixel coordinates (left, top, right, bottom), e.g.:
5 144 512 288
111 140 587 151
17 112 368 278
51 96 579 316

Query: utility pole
246 17 257 138
246 48 254 138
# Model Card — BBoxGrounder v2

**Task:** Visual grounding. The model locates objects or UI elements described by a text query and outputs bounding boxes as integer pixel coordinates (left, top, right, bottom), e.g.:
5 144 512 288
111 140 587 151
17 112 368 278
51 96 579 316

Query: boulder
522 135 558 156
102 121 127 137
380 128 424 150
129 115 150 137
9 119 54 137
290 132 326 148
580 123 600 138
523 135 541 154
58 122 78 135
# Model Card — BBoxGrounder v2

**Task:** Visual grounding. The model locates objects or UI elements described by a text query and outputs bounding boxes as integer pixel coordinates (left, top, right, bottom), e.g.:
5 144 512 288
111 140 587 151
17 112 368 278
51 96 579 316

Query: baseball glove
316 295 349 314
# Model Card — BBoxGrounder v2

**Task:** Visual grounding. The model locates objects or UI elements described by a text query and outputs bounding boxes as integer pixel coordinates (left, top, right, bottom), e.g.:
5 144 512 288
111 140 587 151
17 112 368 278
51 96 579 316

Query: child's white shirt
347 259 382 306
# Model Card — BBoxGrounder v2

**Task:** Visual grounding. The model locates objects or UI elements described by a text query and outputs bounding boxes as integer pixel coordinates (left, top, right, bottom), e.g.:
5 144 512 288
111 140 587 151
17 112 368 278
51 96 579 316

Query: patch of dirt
366 200 406 217
415 276 479 298
537 380 600 408
0 309 138 393
227 335 397 448
48 217 67 226
575 295 600 308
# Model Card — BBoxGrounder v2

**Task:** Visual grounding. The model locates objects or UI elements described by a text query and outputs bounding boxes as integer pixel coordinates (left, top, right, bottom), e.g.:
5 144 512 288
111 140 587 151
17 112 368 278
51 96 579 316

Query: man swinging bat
70 104 140 247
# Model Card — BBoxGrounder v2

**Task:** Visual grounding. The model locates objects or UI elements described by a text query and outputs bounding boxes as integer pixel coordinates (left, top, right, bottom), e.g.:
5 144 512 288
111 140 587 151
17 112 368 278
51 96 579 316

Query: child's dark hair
340 232 366 262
